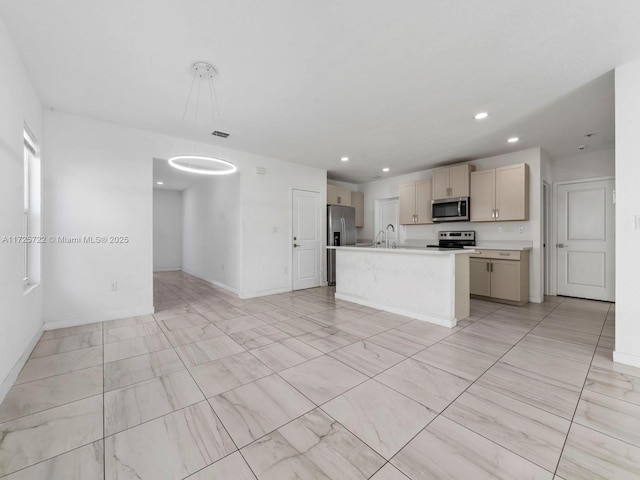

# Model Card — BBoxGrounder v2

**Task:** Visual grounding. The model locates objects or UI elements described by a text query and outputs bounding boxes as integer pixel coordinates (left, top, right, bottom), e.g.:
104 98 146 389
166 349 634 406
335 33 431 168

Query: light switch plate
635 215 640 229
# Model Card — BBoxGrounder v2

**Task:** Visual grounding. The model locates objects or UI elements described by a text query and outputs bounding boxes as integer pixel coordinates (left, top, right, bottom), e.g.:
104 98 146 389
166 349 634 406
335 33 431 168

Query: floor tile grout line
136 313 263 480
0 442 103 479
370 296 582 476
551 302 618 477
165 296 300 480
445 296 614 476
0 366 105 424
146 280 620 478
442 297 596 419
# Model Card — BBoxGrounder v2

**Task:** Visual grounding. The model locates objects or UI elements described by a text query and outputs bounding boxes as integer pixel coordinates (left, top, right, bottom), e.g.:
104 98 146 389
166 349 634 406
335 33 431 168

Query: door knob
556 243 567 248
293 244 300 247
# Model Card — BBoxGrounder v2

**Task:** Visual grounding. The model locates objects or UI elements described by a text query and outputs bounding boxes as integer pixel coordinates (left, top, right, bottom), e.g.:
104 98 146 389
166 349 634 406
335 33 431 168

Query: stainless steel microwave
432 197 470 222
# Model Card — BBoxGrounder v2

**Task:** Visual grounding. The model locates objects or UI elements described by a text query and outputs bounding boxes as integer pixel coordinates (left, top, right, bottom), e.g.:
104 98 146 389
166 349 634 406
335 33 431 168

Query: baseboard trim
181 268 241 296
335 292 456 328
44 305 155 330
153 267 182 272
0 327 43 405
239 286 291 299
613 350 640 369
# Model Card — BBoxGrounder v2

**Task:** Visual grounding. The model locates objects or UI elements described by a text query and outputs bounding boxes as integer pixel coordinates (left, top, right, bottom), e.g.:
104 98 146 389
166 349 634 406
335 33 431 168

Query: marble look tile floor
0 271 637 479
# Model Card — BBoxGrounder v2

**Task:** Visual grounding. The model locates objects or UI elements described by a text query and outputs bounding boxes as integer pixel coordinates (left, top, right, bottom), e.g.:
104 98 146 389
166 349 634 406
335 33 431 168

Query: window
23 126 41 290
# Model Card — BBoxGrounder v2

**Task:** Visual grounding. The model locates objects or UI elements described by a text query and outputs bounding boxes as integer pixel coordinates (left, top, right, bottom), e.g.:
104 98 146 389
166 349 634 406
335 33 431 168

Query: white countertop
465 241 533 251
327 246 473 255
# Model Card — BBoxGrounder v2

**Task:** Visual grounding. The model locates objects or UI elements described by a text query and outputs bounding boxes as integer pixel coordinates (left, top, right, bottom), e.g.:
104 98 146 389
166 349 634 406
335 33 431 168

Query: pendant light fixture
168 62 237 175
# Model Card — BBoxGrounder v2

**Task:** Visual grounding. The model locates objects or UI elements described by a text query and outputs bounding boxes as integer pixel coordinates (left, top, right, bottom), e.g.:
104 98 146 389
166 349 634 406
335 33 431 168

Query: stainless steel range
426 230 475 250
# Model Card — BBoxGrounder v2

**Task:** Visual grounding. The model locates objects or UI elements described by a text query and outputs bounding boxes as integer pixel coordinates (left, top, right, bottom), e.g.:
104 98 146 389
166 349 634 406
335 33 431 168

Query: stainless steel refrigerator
327 205 356 286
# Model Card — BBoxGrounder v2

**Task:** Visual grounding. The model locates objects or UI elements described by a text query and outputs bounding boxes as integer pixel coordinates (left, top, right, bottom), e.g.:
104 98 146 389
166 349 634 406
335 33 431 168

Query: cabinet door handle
490 263 494 272
337 196 341 204
491 209 495 219
495 209 499 219
486 262 490 272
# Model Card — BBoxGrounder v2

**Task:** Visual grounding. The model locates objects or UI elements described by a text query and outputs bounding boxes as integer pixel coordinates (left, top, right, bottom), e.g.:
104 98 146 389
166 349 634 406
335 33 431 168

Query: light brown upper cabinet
351 191 364 227
470 163 529 222
327 184 352 206
399 180 433 225
432 164 475 199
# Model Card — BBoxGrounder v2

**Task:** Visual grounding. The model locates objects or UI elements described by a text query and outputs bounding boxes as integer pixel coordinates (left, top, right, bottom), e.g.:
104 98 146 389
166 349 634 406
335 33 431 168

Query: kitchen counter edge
327 246 473 255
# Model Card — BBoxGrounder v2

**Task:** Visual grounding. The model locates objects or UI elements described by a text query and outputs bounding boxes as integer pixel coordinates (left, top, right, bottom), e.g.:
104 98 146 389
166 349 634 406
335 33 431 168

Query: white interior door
292 189 322 290
375 198 398 246
557 179 615 301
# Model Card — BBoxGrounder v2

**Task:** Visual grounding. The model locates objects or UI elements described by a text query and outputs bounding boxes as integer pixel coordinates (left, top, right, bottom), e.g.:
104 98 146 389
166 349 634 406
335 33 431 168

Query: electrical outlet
110 282 117 292
636 215 640 229
273 226 278 233
283 266 288 274
518 224 524 234
221 264 225 271
498 226 503 234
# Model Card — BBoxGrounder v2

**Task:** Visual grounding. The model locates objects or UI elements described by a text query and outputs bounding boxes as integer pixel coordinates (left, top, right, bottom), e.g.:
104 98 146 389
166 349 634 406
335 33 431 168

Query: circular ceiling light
382 167 390 172
507 137 519 143
474 112 489 120
168 155 237 175
156 181 164 185
341 156 349 162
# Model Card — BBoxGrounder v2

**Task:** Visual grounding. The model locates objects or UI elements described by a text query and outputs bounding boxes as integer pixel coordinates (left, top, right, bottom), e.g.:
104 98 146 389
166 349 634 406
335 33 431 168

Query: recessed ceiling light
507 137 519 143
341 156 349 162
382 167 390 172
156 181 164 185
474 112 488 120
578 145 587 151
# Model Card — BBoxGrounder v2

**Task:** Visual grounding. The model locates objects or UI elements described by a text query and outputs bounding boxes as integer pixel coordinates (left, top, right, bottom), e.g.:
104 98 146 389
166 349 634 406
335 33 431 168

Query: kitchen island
329 246 472 327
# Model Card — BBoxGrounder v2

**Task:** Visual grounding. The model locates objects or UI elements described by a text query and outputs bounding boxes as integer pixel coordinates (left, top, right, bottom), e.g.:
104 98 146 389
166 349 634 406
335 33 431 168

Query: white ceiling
2 1 638 184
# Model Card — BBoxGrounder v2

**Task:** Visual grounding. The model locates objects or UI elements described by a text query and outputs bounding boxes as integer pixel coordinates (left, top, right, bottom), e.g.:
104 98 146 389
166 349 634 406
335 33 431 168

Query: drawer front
470 249 521 260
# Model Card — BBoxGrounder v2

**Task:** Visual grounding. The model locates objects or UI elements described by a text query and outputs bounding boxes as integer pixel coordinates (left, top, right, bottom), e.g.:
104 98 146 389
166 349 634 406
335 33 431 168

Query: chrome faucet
375 230 386 248
385 224 395 248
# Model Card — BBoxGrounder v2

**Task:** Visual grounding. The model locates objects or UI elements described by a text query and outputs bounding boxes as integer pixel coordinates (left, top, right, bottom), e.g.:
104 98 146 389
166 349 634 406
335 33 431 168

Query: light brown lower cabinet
470 249 529 305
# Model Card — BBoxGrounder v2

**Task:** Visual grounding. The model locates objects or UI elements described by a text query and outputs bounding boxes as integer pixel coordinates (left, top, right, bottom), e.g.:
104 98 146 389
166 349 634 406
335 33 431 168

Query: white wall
0 17 44 398
241 159 327 297
182 175 242 292
551 148 615 182
183 156 326 297
153 189 183 271
614 61 640 368
358 148 544 302
43 112 154 327
44 109 326 322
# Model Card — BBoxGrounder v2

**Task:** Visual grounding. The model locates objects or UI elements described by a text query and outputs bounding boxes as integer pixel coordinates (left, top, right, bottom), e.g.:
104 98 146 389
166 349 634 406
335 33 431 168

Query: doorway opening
374 198 399 247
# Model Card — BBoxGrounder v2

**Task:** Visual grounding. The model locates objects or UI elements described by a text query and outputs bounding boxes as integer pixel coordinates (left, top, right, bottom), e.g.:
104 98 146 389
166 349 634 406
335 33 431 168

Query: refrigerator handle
341 217 345 245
